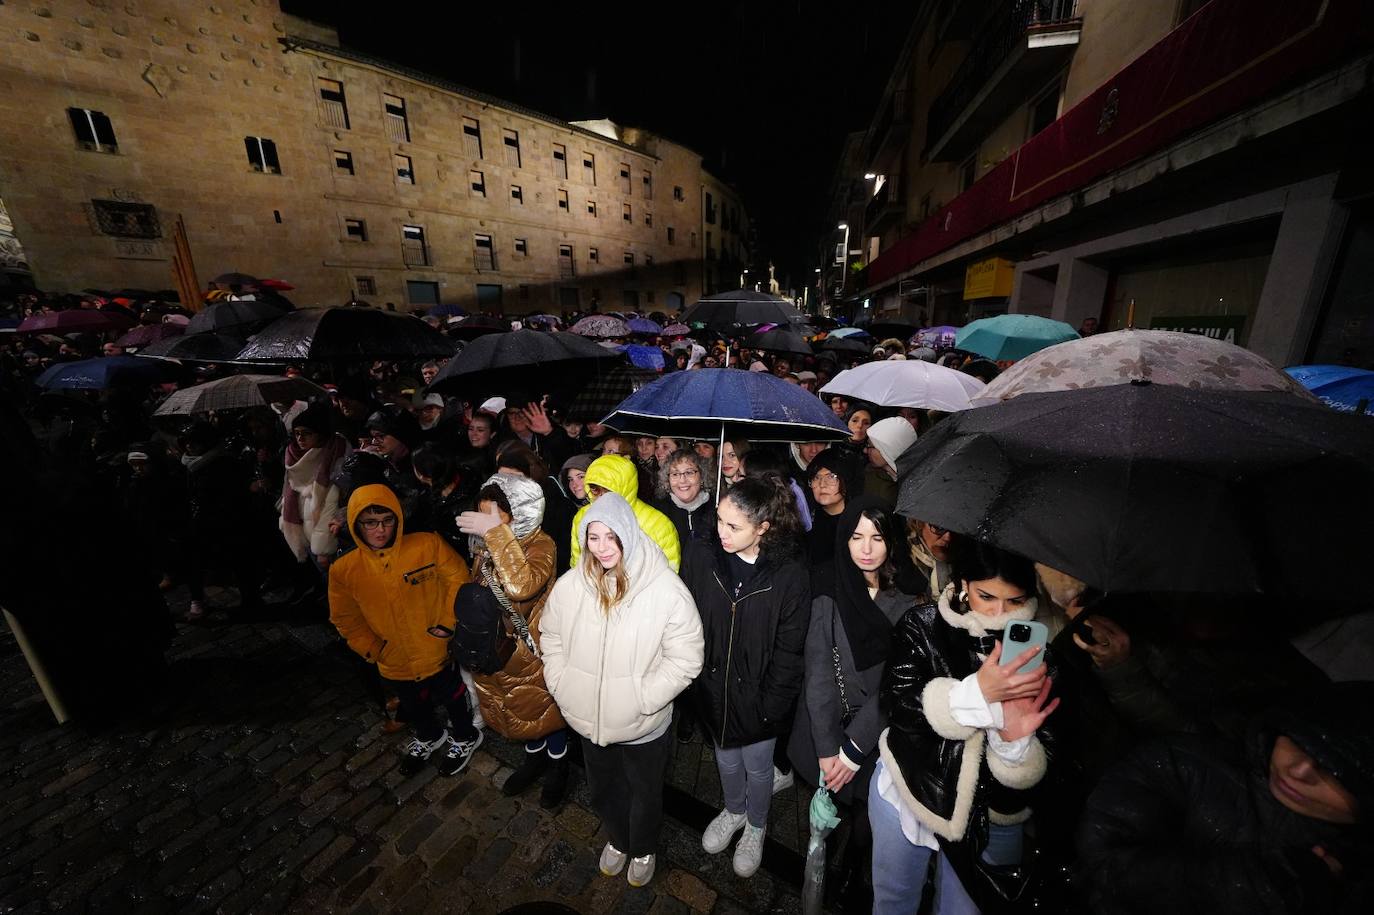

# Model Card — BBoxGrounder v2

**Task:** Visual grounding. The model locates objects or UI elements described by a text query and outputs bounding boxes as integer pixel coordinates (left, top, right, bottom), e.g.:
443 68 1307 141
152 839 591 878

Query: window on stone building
619 163 631 194
587 200 598 217
557 189 569 211
623 251 635 266
318 78 349 129
559 244 575 278
645 254 654 267
511 184 523 205
503 129 521 168
244 136 281 174
68 108 118 153
642 171 653 199
552 143 567 178
589 247 599 263
470 170 486 198
690 230 697 248
355 276 377 296
960 154 977 192
623 203 632 223
333 149 354 176
383 94 409 143
514 238 528 256
704 192 716 224
645 212 653 228
344 218 367 242
463 117 482 159
1027 81 1061 140
89 199 160 238
667 226 676 245
920 193 932 221
402 224 429 266
673 185 684 201
583 153 595 185
474 234 496 272
395 153 414 185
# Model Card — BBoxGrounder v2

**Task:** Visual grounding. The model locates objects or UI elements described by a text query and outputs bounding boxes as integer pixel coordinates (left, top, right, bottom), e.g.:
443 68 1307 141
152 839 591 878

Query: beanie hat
365 407 421 449
292 401 333 435
867 416 919 472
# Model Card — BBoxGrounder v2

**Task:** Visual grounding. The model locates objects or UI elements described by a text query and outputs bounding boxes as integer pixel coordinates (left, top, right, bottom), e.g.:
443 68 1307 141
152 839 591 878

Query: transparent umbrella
801 774 841 915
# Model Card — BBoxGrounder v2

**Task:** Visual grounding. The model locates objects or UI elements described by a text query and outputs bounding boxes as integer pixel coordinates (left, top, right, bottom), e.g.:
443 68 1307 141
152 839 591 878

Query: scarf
909 535 945 598
936 582 1038 641
818 498 905 671
670 489 710 513
282 434 347 525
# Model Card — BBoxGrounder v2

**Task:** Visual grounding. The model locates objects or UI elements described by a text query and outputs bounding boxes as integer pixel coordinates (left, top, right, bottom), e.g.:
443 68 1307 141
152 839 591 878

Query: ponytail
721 471 802 554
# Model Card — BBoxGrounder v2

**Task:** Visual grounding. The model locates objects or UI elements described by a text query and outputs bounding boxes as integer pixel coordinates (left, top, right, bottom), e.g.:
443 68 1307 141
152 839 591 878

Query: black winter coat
681 539 810 748
652 495 716 549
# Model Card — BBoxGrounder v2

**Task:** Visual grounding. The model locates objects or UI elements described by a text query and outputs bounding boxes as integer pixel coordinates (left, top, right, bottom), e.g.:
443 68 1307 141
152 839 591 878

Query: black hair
721 472 803 556
951 540 1037 596
851 504 921 594
739 447 790 479
844 403 876 425
476 483 513 519
412 444 459 487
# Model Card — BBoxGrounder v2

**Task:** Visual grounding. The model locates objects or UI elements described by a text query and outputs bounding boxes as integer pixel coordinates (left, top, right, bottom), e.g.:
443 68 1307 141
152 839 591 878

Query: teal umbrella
955 314 1078 362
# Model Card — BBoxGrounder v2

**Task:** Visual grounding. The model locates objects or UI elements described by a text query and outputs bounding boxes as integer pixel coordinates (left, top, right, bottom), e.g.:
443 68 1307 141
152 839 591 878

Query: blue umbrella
955 314 1078 362
616 344 665 371
626 317 662 335
1285 365 1374 414
36 355 179 390
428 302 468 318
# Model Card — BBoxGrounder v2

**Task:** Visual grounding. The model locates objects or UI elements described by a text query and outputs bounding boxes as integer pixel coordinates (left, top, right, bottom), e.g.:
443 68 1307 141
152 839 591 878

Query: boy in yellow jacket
328 483 482 776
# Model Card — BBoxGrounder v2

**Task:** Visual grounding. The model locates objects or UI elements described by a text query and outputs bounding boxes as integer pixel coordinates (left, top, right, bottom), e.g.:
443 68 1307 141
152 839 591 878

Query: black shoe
436 730 484 777
539 756 570 809
399 730 449 777
501 750 550 797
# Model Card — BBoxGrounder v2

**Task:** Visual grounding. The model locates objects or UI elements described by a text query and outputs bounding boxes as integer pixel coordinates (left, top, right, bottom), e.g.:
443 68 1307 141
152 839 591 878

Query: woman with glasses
908 519 957 598
653 449 717 548
805 448 864 567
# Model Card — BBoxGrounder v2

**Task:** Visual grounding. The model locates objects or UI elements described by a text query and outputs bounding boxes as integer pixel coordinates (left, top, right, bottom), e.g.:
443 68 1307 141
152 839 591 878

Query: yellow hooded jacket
569 454 681 572
328 483 470 681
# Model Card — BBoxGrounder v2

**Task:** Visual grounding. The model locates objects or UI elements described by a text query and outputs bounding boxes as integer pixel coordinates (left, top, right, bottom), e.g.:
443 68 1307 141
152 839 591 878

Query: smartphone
427 624 454 639
1000 620 1049 673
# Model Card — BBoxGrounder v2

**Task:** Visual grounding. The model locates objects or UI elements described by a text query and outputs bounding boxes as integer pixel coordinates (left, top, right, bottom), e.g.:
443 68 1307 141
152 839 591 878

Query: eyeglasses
926 524 951 538
358 516 397 530
669 469 700 480
811 472 841 489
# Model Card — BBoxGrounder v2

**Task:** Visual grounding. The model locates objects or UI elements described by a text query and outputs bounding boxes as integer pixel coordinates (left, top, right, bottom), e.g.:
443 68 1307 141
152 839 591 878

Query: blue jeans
869 764 980 915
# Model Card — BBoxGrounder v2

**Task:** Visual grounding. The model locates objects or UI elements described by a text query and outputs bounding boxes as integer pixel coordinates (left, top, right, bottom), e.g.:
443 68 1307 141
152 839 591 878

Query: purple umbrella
626 317 662 335
113 323 185 348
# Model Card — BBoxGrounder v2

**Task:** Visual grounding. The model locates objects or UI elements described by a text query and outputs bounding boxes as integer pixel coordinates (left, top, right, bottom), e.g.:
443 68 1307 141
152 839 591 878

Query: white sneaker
702 808 748 854
184 600 206 621
771 766 794 795
399 729 449 776
733 823 766 878
627 853 655 887
598 842 627 877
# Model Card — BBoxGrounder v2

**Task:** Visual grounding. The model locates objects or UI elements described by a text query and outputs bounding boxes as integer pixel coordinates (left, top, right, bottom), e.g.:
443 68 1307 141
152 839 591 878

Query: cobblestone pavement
0 592 819 914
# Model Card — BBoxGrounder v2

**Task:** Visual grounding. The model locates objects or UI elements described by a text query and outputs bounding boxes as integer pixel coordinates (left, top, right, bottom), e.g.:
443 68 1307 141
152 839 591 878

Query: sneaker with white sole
771 766 794 795
627 853 655 887
702 808 748 854
436 729 484 776
184 600 206 622
399 729 449 777
733 823 766 878
598 842 627 877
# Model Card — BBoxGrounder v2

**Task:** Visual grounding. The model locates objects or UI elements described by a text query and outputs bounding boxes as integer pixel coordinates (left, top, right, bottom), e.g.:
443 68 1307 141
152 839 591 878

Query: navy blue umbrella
600 368 849 442
36 356 180 390
428 302 468 318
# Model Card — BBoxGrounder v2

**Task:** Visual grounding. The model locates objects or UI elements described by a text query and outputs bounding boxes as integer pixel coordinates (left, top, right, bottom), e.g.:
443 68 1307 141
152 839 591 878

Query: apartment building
826 0 1374 367
0 0 749 313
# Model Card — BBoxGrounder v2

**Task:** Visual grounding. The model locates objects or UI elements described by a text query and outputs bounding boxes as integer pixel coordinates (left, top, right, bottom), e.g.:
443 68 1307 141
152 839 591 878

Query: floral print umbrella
973 329 1318 405
570 315 630 338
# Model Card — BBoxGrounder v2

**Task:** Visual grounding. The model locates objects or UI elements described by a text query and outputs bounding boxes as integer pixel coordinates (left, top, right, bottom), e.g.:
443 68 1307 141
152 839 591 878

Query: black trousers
581 729 672 858
387 664 477 744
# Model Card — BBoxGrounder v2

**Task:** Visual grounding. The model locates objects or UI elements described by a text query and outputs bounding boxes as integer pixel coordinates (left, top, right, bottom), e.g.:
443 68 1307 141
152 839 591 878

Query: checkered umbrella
567 364 660 420
153 374 328 416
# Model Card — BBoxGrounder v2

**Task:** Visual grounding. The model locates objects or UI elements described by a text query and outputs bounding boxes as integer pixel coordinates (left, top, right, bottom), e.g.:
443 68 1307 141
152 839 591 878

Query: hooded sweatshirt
540 493 704 745
568 454 681 572
327 483 471 681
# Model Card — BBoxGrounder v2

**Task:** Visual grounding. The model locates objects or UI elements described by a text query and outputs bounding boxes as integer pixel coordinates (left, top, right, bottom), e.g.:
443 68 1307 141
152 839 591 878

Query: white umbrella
820 360 986 412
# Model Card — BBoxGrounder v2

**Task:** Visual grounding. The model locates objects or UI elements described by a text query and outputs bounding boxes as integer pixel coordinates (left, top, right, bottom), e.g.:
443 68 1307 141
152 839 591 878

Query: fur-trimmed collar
937 583 1037 637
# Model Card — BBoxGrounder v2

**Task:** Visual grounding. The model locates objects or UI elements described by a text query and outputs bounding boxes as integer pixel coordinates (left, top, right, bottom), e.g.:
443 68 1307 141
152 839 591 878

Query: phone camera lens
1010 624 1029 641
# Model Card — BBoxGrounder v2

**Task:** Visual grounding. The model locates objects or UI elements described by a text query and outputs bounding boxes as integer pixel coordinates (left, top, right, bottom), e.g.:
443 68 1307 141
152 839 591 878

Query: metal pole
714 422 725 506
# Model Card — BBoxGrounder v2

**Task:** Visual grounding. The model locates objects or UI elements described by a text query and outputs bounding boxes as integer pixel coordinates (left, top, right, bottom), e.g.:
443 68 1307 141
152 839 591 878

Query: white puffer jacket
540 493 704 746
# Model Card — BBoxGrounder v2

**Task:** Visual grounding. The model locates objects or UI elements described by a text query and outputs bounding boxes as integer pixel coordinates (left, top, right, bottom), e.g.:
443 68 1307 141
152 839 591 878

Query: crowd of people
3 290 1371 915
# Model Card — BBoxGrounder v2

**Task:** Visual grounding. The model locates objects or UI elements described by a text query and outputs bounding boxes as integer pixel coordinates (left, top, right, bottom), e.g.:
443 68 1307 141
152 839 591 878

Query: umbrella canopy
427 302 468 318
955 315 1078 362
137 331 250 363
18 309 136 335
210 271 259 288
975 329 1316 405
821 360 987 411
749 326 813 358
448 314 509 339
429 330 621 396
661 322 690 336
235 307 458 361
601 368 850 442
680 290 805 329
626 317 662 335
816 335 872 356
619 344 666 371
895 383 1374 598
861 321 919 340
36 356 180 390
1285 365 1374 414
153 374 328 416
570 315 630 338
113 323 185 348
825 327 870 340
257 278 294 290
916 325 960 348
523 314 561 326
186 298 290 334
567 364 661 420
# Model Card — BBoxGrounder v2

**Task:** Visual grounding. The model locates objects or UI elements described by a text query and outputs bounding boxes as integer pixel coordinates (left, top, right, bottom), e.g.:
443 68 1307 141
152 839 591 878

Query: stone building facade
0 0 748 313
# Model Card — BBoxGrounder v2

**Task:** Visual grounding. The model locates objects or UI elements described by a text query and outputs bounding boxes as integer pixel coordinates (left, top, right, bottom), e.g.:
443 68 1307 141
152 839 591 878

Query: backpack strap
483 558 539 659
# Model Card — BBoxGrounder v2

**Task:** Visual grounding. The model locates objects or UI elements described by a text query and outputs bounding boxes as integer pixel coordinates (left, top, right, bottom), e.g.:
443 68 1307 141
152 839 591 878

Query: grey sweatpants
714 737 776 828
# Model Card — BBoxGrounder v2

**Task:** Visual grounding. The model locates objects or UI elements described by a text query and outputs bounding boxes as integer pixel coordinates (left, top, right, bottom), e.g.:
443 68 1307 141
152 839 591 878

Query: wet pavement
0 588 829 914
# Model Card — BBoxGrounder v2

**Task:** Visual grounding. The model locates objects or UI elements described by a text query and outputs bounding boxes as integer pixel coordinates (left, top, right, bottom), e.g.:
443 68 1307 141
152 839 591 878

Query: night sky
279 1 915 293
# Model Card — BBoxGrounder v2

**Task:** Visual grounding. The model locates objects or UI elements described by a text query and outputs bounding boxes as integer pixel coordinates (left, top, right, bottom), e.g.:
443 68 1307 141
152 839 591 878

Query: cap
419 393 445 409
479 396 507 415
796 370 817 381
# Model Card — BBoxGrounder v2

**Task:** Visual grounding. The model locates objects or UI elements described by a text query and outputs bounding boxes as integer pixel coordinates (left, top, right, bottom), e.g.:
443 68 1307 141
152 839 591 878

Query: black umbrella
429 330 621 397
862 322 920 341
817 336 873 357
680 290 805 329
749 326 813 358
895 383 1374 599
136 331 250 362
567 364 660 421
187 298 290 334
211 272 259 288
447 315 509 340
235 307 458 362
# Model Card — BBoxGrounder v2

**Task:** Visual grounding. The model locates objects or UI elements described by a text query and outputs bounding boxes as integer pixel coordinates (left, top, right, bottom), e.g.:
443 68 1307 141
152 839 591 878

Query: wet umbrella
955 315 1078 362
816 336 872 357
136 331 250 363
113 323 185 349
235 307 458 362
186 297 290 334
427 302 468 319
661 322 690 336
821 360 986 411
916 325 961 349
448 314 509 340
620 344 665 371
801 776 841 915
1285 365 1374 414
750 326 813 358
895 383 1374 598
974 330 1317 405
626 317 662 335
680 290 805 329
153 374 328 416
570 315 630 338
210 271 258 288
567 365 661 420
861 321 919 340
429 329 621 396
17 309 136 335
824 327 870 339
523 314 561 327
36 356 181 390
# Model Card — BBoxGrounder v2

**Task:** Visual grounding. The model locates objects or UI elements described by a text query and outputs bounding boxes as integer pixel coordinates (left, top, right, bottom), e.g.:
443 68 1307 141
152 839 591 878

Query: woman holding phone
871 541 1061 914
